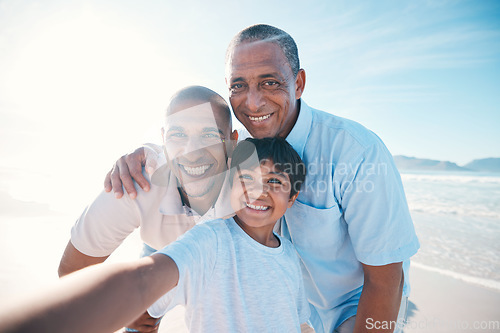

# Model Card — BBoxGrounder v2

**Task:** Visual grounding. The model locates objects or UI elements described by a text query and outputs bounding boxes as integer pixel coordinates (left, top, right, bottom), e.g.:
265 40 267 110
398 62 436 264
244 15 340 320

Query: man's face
162 102 233 199
225 41 305 139
230 159 297 229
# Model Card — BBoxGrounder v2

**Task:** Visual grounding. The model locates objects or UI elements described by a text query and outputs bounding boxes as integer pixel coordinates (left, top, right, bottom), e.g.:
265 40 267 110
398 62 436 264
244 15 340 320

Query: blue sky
0 0 499 213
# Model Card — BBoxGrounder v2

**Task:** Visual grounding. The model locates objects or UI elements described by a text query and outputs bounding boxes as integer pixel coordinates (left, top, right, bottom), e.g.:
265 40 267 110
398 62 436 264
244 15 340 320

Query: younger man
0 137 309 333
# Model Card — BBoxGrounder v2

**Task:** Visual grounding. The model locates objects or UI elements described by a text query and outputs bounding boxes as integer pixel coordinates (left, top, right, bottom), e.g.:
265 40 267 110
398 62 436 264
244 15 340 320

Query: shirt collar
197 170 235 223
156 166 186 215
285 99 312 159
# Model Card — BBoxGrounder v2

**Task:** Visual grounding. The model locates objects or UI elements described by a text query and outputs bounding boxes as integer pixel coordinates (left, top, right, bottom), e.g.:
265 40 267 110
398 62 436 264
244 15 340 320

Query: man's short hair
166 85 232 129
226 24 300 77
230 137 306 198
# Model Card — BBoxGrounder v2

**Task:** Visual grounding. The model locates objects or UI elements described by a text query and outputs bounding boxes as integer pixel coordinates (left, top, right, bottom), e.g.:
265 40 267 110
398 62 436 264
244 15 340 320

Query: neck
233 216 280 248
279 99 301 138
178 179 224 216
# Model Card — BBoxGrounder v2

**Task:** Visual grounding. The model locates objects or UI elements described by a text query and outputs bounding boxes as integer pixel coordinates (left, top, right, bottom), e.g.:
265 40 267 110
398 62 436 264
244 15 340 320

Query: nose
245 85 265 112
245 181 269 201
181 136 206 161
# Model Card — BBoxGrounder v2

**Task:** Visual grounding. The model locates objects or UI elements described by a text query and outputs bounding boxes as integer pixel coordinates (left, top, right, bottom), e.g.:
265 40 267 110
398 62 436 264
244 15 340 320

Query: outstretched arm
0 254 178 333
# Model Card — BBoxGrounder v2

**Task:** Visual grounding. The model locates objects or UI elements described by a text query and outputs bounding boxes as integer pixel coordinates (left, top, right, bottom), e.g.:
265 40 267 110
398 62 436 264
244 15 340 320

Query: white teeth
246 203 270 211
248 114 271 122
182 165 210 176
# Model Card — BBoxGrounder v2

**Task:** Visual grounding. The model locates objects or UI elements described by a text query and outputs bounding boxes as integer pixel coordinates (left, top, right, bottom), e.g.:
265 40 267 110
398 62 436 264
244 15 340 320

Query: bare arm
354 262 404 333
58 241 109 277
0 254 178 333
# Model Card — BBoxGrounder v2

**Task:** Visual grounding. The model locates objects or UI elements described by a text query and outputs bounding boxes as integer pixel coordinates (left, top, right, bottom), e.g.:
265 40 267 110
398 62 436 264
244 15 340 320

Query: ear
224 129 239 159
294 69 306 100
230 130 238 147
287 192 300 208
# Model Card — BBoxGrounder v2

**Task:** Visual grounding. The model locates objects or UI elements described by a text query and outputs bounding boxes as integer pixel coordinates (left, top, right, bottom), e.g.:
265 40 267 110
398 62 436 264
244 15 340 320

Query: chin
183 181 213 198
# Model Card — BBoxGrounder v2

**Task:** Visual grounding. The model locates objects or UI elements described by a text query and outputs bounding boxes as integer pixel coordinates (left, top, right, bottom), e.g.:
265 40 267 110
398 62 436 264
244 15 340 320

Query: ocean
401 171 500 291
0 170 499 309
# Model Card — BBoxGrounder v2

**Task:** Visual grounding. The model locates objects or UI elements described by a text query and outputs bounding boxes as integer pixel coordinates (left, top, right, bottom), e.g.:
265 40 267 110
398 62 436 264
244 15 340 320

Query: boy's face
230 159 298 229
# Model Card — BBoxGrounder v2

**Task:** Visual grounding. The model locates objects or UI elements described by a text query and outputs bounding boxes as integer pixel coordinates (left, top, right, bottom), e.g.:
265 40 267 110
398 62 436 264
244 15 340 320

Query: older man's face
225 41 304 139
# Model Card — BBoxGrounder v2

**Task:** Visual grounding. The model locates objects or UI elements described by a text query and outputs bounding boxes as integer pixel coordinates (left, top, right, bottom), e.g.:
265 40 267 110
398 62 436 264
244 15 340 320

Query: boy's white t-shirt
148 218 310 332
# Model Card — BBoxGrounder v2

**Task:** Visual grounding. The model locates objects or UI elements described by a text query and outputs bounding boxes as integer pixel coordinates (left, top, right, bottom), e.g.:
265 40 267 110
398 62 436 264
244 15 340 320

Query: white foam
408 203 500 220
412 262 500 291
401 171 500 220
401 172 500 185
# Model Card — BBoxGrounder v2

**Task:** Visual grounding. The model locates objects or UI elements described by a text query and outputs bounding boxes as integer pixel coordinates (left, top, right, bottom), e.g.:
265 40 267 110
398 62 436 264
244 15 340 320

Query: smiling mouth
245 202 270 211
247 113 272 122
180 164 212 176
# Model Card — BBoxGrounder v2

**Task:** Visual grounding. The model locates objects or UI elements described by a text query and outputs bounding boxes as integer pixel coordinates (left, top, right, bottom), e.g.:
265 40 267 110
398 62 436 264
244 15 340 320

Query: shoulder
277 235 301 261
179 219 228 243
302 104 394 166
309 106 382 150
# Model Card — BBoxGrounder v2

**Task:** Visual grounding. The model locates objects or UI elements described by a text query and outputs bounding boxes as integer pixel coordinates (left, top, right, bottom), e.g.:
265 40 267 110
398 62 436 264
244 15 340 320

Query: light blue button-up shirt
282 101 420 333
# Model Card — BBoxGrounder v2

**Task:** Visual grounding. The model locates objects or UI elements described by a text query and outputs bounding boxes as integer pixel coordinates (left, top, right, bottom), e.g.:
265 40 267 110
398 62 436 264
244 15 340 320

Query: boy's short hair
230 137 306 198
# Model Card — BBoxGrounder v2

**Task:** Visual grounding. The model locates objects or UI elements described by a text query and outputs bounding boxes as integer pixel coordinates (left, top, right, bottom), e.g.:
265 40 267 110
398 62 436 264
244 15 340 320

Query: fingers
126 151 150 193
109 160 125 199
126 312 161 332
104 170 113 192
117 157 138 199
105 145 161 199
144 151 158 175
143 144 163 175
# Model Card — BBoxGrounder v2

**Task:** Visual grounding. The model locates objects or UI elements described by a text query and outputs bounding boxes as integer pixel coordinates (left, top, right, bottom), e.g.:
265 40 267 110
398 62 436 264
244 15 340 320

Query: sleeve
148 223 218 318
71 189 141 257
340 141 420 266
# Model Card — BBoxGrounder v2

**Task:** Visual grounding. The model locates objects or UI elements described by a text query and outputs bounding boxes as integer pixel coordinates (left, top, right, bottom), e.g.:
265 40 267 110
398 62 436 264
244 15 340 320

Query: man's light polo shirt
281 101 420 333
71 167 233 257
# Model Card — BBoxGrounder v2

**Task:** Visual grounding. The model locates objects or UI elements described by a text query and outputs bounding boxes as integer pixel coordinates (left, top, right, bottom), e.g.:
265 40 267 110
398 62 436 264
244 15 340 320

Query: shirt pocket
284 199 345 256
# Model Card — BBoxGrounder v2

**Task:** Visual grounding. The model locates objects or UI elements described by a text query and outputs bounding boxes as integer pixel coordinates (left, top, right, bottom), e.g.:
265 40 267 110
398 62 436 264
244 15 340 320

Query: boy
0 137 309 333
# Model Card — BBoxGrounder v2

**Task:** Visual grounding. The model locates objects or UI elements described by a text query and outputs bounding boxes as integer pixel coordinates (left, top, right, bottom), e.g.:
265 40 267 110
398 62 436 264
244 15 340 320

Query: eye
268 178 282 185
239 173 253 181
202 133 221 139
262 80 280 88
230 83 245 92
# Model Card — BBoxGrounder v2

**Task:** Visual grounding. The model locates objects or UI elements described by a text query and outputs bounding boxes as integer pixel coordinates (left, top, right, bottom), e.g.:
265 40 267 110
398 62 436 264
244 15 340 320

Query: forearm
1 254 178 333
354 263 404 333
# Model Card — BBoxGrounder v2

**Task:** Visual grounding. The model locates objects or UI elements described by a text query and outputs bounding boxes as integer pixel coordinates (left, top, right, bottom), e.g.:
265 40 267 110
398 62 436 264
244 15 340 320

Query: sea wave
400 172 500 185
411 262 500 292
408 203 500 220
401 171 500 220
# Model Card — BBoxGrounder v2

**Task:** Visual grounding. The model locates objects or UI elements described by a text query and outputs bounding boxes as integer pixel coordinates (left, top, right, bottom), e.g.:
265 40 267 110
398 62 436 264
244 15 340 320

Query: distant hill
393 156 470 171
394 156 500 172
0 191 55 216
464 158 500 173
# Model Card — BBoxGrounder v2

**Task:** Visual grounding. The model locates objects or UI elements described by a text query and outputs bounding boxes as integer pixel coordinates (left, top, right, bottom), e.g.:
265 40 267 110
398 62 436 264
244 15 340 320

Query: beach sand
404 266 500 333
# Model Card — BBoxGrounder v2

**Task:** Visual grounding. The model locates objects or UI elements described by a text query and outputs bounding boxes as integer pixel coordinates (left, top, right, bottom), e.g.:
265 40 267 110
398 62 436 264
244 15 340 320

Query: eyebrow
166 126 184 133
202 127 224 135
230 72 285 83
167 126 224 136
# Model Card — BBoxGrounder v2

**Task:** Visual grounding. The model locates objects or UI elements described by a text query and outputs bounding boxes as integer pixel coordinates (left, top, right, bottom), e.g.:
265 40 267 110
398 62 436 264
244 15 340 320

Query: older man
109 25 419 333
